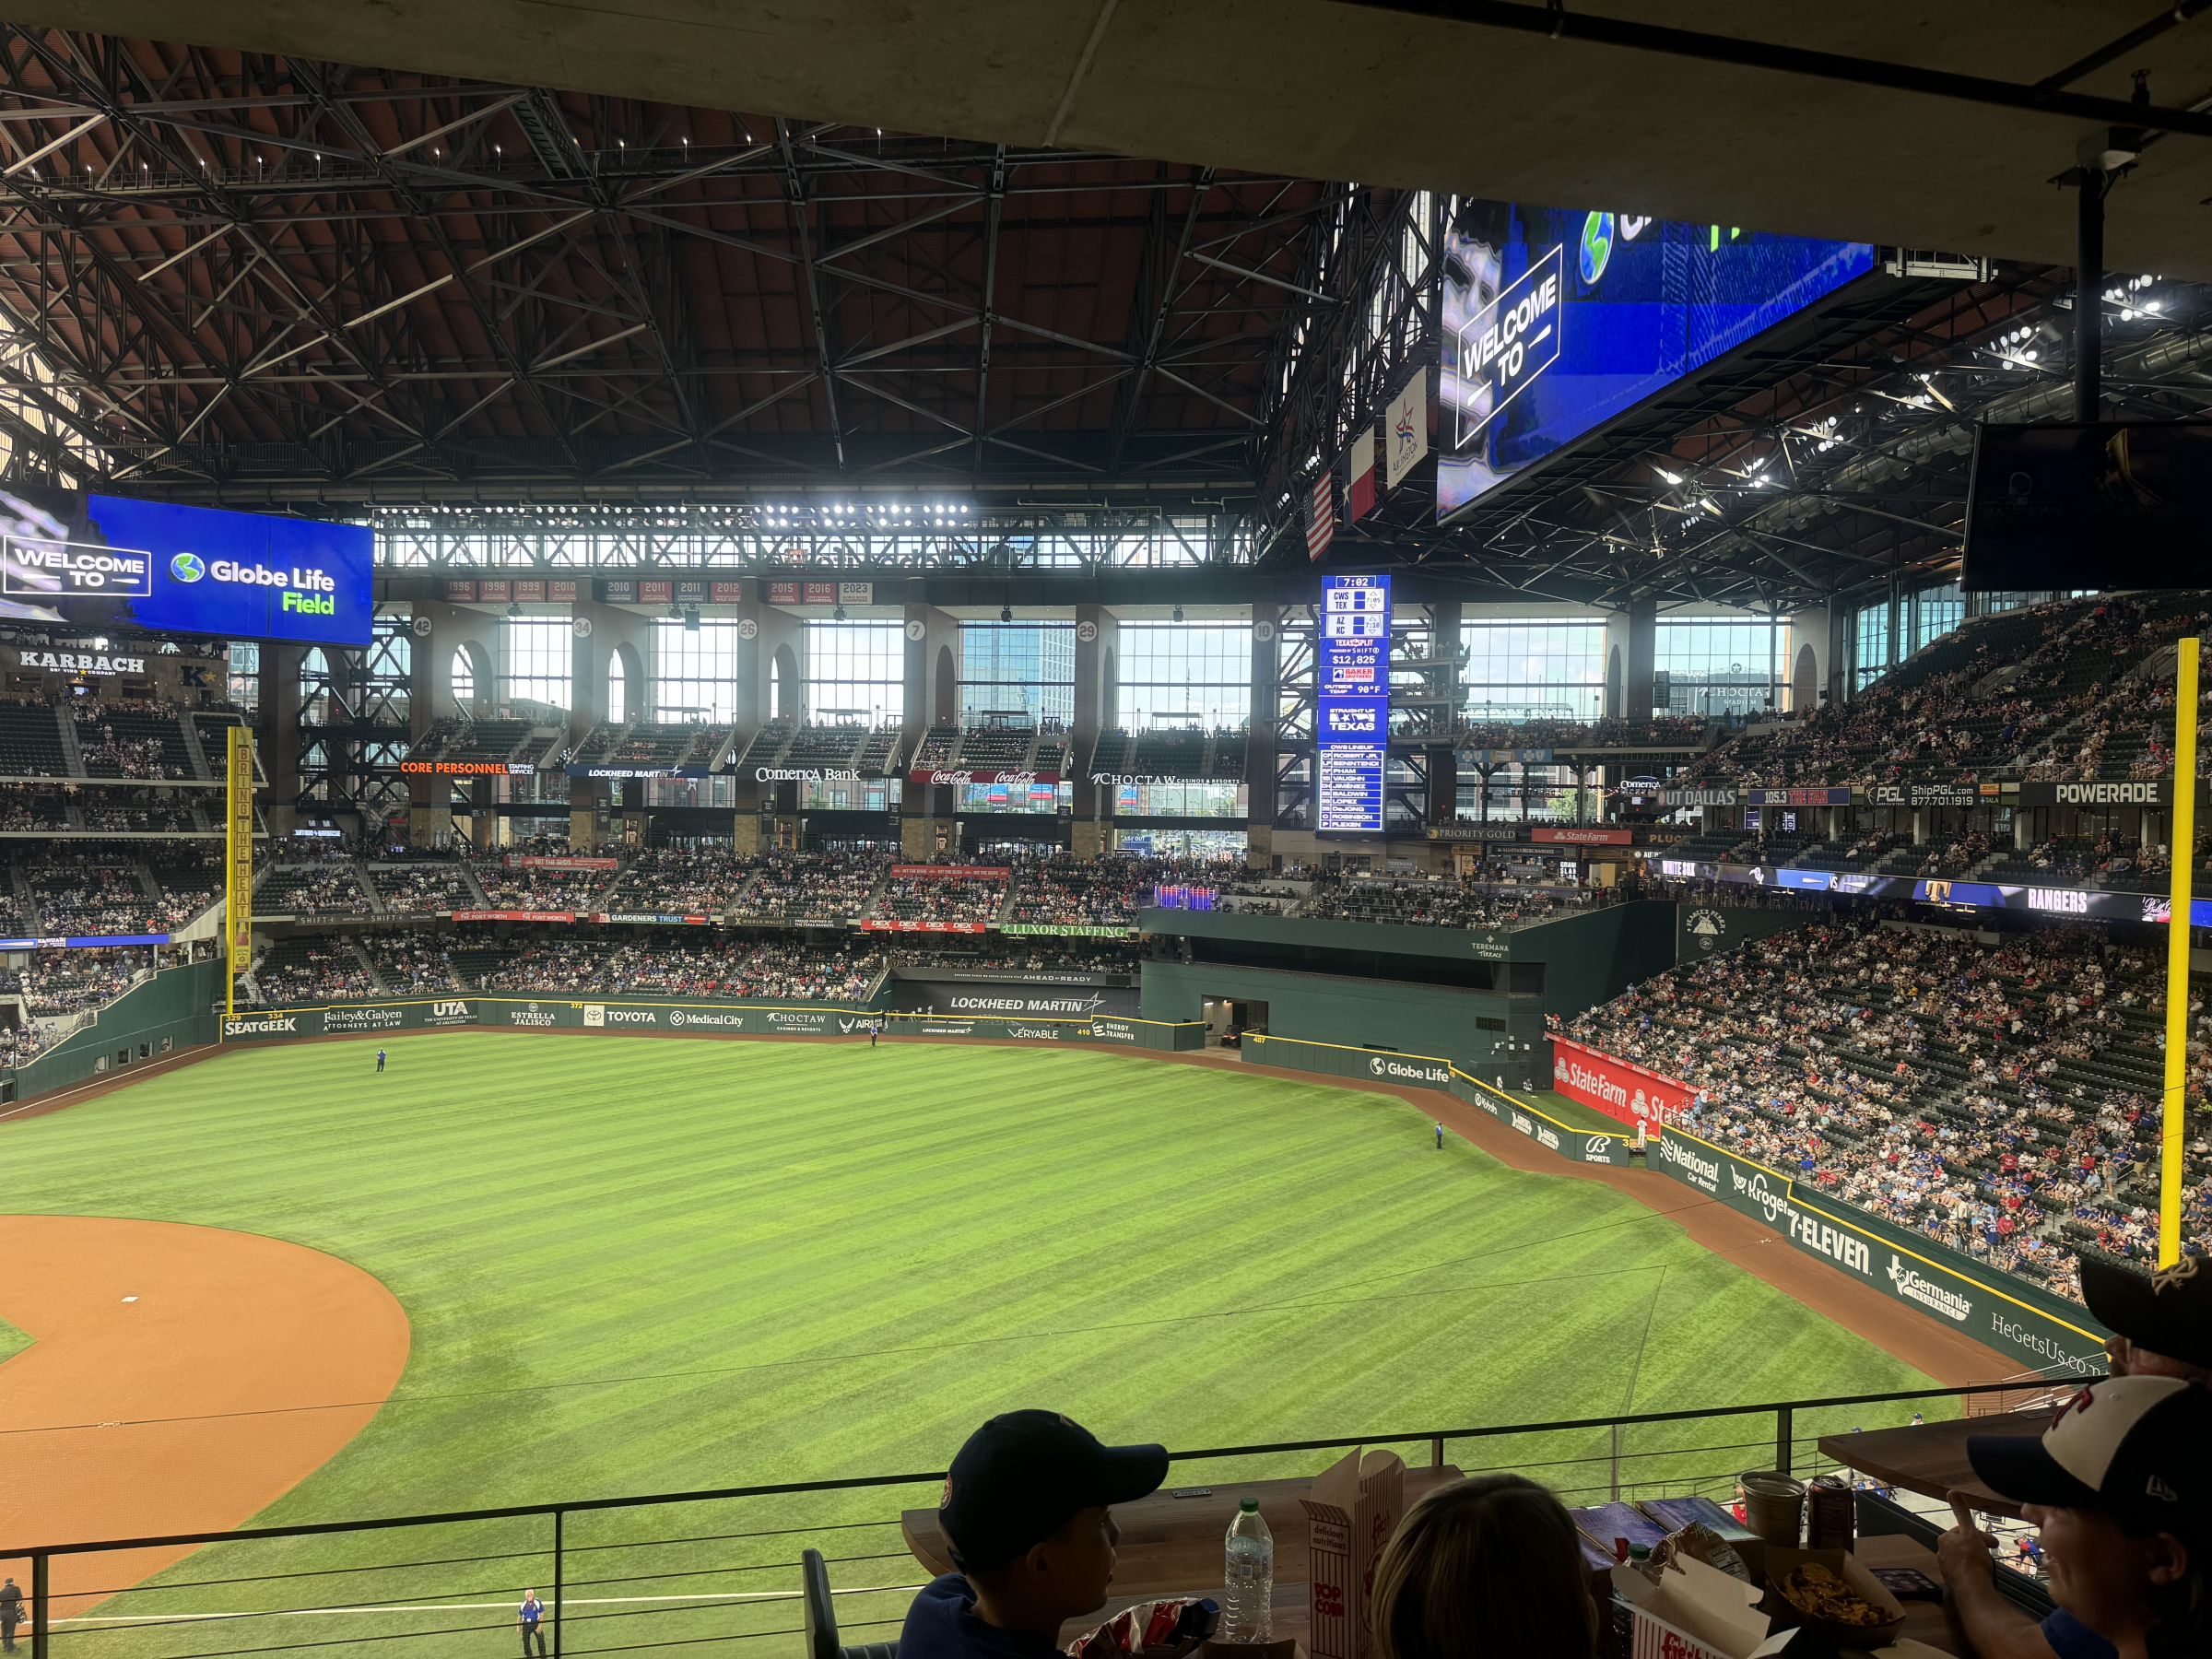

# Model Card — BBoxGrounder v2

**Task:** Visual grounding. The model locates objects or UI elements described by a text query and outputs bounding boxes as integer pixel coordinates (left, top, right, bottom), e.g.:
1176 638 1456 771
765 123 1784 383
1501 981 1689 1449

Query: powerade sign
0 488 371 645
1317 574 1390 833
1438 205 1872 519
1651 1127 2107 1376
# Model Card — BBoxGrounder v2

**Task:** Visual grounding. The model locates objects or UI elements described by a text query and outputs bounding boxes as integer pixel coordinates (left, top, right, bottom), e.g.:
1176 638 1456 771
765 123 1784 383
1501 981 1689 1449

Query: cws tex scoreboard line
1317 573 1390 834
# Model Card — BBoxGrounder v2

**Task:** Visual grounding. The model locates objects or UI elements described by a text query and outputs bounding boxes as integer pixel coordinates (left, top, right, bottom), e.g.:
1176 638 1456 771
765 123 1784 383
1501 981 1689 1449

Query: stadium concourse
11 10 2212 1659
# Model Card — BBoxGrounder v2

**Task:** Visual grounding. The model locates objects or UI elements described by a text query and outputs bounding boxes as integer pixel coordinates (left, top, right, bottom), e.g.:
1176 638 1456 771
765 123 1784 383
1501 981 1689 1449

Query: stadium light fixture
1000 603 1013 623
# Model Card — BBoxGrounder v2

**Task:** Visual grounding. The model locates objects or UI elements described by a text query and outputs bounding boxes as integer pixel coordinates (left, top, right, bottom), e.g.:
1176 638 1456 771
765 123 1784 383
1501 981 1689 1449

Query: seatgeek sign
0 488 371 646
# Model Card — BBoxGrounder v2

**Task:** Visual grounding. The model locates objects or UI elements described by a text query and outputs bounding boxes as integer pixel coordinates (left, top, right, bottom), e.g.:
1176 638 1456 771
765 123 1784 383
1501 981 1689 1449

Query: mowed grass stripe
0 1033 1944 1659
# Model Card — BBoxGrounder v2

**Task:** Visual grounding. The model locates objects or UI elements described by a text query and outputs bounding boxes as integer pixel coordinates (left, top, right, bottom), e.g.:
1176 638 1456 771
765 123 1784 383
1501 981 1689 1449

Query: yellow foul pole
2160 635 2199 1268
225 727 255 1021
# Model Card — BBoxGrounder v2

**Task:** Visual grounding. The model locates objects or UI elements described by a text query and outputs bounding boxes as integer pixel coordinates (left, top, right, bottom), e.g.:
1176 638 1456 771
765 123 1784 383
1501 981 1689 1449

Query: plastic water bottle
1222 1498 1274 1641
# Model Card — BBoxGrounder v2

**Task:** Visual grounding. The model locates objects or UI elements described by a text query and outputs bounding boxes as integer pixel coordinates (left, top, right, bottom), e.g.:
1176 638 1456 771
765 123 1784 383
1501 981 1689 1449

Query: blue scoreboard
1316 574 1390 833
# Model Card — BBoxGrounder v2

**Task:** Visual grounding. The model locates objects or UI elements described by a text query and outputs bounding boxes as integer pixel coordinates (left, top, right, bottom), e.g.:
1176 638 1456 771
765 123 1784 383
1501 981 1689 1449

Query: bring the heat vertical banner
226 726 254 1017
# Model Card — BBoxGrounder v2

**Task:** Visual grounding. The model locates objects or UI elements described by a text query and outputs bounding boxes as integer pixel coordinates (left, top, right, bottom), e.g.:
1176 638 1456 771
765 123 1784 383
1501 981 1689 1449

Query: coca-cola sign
906 769 1060 787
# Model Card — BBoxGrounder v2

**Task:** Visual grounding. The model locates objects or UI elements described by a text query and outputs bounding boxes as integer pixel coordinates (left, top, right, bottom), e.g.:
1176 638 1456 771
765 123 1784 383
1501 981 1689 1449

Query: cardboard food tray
1612 1554 1803 1659
1757 1548 1908 1650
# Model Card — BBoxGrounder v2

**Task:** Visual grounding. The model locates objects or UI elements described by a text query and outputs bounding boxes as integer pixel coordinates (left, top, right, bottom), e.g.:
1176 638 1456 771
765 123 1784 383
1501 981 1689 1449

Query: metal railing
0 1379 2076 1659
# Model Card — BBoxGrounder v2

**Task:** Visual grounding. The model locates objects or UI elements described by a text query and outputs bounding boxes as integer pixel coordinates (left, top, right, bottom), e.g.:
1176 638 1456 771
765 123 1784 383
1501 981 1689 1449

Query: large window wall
652 619 742 721
805 619 903 723
1654 616 1785 716
500 618 572 712
1116 622 1253 729
960 621 1074 725
1459 618 1606 723
1852 602 1892 691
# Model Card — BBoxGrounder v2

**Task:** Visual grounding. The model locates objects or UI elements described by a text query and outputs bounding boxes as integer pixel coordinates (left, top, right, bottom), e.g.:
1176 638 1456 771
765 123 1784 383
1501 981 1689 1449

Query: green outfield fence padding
1650 1123 2110 1378
1241 1031 1633 1169
212 994 1207 1053
5 959 224 1104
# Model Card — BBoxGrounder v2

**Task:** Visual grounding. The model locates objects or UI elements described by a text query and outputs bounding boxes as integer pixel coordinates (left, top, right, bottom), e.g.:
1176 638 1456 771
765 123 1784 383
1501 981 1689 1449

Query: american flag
1304 470 1335 562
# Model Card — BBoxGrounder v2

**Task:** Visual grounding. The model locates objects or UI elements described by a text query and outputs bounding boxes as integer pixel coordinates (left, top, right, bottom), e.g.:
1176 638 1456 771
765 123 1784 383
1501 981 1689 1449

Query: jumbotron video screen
1437 201 1873 521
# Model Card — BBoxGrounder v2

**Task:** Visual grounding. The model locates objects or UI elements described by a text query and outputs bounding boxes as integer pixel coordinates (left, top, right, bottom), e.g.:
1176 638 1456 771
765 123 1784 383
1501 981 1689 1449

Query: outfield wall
1242 1030 2109 1378
1648 1124 2110 1378
1241 1031 1634 1170
3 959 223 1103
217 994 1206 1051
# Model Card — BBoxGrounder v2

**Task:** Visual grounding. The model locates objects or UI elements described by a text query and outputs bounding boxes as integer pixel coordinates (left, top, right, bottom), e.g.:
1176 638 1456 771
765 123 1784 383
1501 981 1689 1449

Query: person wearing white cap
1936 1377 2211 1659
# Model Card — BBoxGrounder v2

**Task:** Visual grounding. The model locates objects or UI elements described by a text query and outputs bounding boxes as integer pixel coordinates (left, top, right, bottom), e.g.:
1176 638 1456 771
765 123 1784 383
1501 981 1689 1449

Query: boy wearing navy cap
899 1411 1170 1659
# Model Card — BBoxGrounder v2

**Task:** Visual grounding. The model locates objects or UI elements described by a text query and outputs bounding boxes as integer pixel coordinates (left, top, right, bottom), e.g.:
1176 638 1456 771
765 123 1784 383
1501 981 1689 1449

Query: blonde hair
1369 1475 1594 1659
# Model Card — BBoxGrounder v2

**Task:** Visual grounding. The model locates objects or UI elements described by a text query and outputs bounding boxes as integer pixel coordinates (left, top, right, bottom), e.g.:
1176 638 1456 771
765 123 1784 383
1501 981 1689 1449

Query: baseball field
0 1032 1965 1659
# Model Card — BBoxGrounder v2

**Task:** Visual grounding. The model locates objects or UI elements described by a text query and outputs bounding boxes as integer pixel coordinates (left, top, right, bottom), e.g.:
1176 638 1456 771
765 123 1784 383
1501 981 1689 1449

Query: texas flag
1347 427 1376 523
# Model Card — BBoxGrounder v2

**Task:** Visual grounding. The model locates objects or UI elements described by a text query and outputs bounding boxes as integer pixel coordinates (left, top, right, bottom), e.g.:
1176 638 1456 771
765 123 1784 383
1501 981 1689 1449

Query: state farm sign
1548 1035 1692 1129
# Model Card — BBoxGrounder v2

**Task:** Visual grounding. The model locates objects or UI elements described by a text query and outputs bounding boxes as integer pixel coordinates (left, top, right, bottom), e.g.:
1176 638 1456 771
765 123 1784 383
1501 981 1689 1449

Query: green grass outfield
0 1034 1949 1659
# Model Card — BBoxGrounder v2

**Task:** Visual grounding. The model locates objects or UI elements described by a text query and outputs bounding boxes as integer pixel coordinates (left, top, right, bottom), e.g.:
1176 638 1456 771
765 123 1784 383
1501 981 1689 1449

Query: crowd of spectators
1001 853 1193 927
893 940 1141 976
19 949 141 1015
28 857 158 934
1 790 73 830
869 865 1008 925
70 706 182 780
1297 871 1586 929
472 854 614 912
604 935 882 1000
1565 916 2208 1300
254 939 376 1004
1454 714 1708 750
733 850 891 923
359 932 453 993
77 791 200 832
258 849 371 919
372 860 479 914
0 1020 41 1067
613 848 739 914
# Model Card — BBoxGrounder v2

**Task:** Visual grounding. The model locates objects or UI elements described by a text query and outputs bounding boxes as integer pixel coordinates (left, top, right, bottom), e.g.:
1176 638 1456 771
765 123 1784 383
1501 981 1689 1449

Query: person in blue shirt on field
1434 1120 1444 1151
375 1047 386 1073
517 1590 547 1658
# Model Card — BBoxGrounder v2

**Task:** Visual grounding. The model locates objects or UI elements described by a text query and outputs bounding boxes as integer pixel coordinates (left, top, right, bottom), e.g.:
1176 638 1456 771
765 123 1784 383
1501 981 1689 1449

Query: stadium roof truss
0 30 2209 610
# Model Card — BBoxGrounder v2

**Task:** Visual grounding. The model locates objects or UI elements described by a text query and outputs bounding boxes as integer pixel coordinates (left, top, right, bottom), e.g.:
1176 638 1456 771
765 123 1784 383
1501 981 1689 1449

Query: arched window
606 649 628 724
769 653 783 720
452 646 477 710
